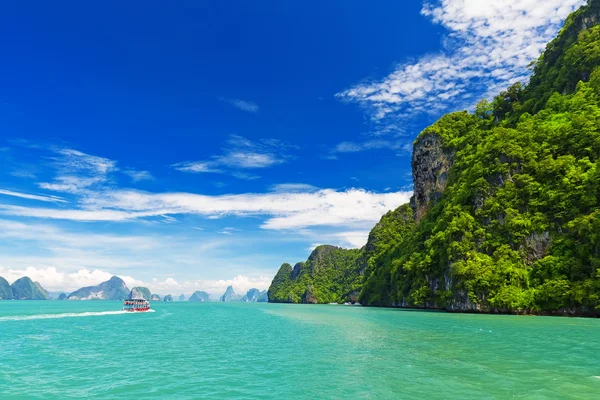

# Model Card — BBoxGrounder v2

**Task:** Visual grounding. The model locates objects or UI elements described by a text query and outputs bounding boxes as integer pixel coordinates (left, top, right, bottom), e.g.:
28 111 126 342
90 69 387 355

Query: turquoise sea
0 302 599 399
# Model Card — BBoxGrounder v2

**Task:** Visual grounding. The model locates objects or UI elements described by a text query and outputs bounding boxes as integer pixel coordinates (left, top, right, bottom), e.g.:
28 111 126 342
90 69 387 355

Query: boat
123 298 151 312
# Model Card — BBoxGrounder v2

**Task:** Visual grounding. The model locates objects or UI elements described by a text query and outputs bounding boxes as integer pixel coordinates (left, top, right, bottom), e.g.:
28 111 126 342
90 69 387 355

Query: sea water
0 301 599 399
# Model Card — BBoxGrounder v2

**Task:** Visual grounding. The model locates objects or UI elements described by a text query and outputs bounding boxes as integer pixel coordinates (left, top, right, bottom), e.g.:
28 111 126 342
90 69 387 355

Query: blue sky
0 0 584 296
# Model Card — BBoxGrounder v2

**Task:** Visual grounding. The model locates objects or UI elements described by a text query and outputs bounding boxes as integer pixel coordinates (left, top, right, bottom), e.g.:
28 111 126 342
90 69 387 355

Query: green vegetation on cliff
359 0 600 315
268 245 362 304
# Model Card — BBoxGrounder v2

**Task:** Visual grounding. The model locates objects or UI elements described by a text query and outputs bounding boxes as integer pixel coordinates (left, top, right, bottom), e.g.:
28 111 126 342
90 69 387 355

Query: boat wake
0 310 128 322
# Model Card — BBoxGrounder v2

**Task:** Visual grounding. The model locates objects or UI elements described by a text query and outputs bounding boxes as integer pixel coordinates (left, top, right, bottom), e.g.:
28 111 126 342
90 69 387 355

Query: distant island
0 275 268 304
0 276 50 300
268 0 600 317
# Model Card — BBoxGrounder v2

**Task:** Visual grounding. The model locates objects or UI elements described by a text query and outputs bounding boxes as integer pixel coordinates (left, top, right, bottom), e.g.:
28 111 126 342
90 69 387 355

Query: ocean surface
0 302 599 399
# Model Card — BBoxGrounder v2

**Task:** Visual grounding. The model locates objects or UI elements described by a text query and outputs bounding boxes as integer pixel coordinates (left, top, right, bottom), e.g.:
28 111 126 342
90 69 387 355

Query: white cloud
0 188 413 231
172 135 293 178
0 188 67 203
336 0 585 123
123 169 154 182
219 97 260 113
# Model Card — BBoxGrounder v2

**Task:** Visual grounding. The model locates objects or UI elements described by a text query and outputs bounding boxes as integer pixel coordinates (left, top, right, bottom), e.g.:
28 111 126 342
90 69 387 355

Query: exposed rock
178 293 186 301
68 276 129 300
57 293 67 300
290 262 304 279
410 132 454 222
0 276 13 300
523 231 551 263
163 294 173 302
129 287 151 300
150 294 161 301
188 291 210 302
302 285 318 304
219 285 242 302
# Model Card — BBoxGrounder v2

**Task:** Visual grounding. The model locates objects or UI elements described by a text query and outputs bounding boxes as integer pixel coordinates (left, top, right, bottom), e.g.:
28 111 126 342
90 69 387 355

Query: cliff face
150 294 161 301
163 295 173 302
410 133 454 222
68 276 129 300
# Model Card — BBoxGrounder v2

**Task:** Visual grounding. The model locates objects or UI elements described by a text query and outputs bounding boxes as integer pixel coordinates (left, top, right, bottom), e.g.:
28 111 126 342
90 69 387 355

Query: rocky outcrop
163 294 173 302
410 133 454 222
219 285 242 302
188 291 210 302
68 276 129 300
57 293 67 300
11 277 50 300
302 286 318 304
178 293 186 301
129 287 151 300
0 276 13 300
241 288 268 302
150 294 161 301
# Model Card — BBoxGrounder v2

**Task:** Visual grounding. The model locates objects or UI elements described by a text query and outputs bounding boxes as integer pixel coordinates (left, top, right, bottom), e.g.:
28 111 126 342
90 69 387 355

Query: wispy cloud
173 135 294 179
336 0 585 125
269 183 319 193
331 139 412 154
219 97 260 113
123 169 154 182
38 147 118 194
0 189 67 203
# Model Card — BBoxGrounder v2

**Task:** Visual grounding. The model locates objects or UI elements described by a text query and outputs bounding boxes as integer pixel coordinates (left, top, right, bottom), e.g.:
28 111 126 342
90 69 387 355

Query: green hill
359 0 600 316
268 245 362 304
